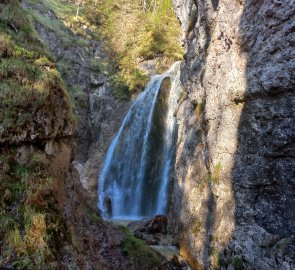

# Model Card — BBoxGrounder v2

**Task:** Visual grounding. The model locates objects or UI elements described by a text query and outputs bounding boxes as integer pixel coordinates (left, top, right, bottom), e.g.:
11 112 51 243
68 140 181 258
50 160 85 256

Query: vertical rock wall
171 0 295 269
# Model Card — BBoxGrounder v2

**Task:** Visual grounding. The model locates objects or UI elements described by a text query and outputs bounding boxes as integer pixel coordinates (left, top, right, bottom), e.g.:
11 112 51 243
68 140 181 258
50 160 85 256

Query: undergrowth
0 149 70 269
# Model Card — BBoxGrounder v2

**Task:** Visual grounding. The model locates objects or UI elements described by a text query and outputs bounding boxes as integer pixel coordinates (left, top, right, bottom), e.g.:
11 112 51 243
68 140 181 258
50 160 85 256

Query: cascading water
98 62 182 220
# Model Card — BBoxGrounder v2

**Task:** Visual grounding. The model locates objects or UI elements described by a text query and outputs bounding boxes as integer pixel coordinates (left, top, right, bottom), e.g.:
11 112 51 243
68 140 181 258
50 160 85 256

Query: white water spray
98 62 182 219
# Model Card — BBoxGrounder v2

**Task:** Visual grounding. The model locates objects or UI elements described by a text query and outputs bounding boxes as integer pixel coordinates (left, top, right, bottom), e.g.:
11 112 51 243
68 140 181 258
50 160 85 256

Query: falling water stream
98 62 182 220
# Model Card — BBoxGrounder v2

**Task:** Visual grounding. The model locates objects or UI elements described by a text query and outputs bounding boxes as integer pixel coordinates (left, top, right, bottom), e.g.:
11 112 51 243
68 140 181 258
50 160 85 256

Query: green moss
232 257 244 269
85 208 103 225
0 34 13 57
122 232 161 268
212 162 222 184
199 181 207 193
56 57 69 75
69 84 87 108
209 248 221 269
0 215 16 233
29 10 73 47
204 163 222 186
111 74 131 100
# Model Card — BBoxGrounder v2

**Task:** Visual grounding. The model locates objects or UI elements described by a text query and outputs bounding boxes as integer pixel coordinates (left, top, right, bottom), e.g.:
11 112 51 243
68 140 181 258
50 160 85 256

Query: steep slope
0 0 76 268
0 1 167 269
21 0 131 205
171 0 295 269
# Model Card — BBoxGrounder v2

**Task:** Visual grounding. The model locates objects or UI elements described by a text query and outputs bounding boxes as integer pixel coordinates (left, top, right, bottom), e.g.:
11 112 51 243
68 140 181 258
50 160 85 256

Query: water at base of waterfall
98 62 182 220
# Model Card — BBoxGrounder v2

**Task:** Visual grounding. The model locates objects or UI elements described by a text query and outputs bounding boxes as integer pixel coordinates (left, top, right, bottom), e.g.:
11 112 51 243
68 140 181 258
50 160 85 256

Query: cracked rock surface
171 0 295 269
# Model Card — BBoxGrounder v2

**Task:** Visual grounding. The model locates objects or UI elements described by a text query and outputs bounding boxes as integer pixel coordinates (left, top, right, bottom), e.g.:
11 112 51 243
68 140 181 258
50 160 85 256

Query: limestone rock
171 0 295 269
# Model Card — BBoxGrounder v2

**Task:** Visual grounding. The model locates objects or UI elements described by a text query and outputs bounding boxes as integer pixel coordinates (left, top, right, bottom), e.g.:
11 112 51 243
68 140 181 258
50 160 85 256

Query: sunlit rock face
171 0 295 269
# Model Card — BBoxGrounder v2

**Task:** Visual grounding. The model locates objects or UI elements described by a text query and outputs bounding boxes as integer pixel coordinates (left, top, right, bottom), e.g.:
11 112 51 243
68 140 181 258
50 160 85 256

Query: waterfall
98 62 182 220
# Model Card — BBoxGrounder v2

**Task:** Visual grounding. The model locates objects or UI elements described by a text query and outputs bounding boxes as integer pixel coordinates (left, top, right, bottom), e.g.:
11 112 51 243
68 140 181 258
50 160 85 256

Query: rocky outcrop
22 0 130 205
171 0 295 269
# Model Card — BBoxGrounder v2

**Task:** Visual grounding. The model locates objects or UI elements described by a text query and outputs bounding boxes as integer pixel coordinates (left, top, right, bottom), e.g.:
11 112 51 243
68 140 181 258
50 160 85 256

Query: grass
0 1 75 141
24 0 183 99
90 0 183 93
0 1 74 265
0 149 70 269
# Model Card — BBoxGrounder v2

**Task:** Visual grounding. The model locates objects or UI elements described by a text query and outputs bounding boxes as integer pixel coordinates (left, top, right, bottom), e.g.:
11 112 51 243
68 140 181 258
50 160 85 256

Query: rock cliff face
22 0 130 205
171 0 295 269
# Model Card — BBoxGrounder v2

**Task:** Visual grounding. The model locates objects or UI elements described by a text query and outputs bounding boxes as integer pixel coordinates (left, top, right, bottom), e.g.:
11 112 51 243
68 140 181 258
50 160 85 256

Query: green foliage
122 231 161 268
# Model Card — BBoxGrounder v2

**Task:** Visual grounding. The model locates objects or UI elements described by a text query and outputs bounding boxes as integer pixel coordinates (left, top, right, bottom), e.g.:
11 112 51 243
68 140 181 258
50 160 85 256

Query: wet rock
127 216 168 245
147 215 168 234
129 215 168 235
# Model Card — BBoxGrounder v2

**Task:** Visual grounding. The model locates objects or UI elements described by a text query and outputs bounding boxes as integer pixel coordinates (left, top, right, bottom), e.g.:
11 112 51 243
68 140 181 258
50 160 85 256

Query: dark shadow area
230 0 295 266
211 0 219 11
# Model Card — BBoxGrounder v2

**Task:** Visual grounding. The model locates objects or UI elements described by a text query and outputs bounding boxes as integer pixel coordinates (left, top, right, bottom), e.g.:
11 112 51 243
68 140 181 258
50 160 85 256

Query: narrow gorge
0 0 294 270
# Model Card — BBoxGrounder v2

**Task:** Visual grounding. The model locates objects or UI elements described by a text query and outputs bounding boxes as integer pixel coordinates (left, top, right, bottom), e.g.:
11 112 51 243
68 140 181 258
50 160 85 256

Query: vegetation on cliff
89 0 183 94
27 0 183 99
0 1 75 267
0 1 171 268
0 0 75 144
0 148 72 269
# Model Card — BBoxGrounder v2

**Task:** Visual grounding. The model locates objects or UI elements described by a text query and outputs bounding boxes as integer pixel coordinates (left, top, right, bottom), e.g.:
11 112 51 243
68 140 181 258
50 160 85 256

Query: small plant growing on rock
192 220 202 235
212 162 222 184
195 100 206 121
